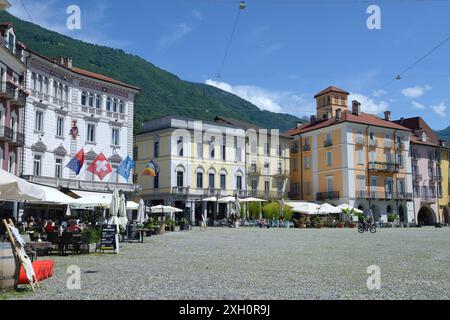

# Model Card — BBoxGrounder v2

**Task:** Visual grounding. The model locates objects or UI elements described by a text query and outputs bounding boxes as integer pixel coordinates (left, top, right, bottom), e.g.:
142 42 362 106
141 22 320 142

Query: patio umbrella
126 201 140 210
218 196 237 203
316 203 342 215
286 202 320 215
337 204 363 214
235 194 241 219
108 190 120 232
0 169 45 201
118 193 128 233
136 199 146 224
69 195 111 209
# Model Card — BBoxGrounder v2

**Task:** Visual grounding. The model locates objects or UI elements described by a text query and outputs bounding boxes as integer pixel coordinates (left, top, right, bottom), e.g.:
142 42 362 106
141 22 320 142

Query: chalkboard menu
100 224 118 252
127 222 140 242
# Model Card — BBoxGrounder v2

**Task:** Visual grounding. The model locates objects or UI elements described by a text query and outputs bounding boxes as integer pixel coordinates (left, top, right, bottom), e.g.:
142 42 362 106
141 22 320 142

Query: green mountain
436 126 450 141
0 11 302 133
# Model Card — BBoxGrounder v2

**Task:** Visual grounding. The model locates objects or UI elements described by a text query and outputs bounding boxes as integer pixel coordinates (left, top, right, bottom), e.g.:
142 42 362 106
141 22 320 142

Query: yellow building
135 115 290 224
288 86 414 223
439 144 450 224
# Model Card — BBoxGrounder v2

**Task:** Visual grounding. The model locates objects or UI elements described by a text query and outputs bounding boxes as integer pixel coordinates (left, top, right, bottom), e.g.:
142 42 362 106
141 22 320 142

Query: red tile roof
286 110 412 136
392 117 440 145
71 67 140 91
314 86 349 98
28 49 140 92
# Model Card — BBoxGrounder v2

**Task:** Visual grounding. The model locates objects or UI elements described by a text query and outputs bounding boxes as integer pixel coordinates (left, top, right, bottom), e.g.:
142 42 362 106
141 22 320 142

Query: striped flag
141 160 158 177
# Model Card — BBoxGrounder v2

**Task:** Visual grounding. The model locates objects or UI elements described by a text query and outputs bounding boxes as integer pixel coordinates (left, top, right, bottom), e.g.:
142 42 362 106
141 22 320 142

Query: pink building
394 117 441 225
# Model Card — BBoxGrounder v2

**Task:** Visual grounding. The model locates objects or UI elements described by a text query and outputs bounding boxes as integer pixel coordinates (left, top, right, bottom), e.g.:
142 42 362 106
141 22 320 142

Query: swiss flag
87 153 112 181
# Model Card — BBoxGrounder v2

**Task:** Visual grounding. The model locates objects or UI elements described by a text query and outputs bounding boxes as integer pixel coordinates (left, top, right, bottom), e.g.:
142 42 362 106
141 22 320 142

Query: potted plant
298 217 307 229
81 228 100 254
179 218 190 231
338 220 345 228
312 216 323 229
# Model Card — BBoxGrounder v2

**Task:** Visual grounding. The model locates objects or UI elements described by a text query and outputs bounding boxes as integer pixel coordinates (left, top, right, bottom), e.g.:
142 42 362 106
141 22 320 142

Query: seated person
67 222 82 233
44 220 56 233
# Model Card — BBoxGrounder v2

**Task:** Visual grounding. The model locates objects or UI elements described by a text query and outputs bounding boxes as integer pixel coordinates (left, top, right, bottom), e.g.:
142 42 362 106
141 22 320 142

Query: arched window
58 83 63 100
88 92 94 107
64 85 69 101
31 72 37 90
96 95 101 109
176 165 185 187
44 77 49 94
8 151 15 175
37 75 43 92
106 97 111 111
53 81 58 98
113 98 118 113
81 91 87 106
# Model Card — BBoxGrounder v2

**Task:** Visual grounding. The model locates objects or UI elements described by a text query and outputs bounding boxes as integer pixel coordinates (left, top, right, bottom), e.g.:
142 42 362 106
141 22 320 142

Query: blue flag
117 156 135 180
66 149 85 175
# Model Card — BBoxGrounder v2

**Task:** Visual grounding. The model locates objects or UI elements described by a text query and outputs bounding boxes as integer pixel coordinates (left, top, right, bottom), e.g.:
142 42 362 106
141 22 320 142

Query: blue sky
8 0 450 130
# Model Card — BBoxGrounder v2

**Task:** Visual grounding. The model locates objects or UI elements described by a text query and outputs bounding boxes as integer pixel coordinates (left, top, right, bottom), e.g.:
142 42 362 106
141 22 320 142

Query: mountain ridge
0 11 303 133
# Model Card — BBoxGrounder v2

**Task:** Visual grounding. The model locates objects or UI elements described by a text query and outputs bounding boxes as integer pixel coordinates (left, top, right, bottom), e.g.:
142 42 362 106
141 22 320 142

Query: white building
22 50 140 193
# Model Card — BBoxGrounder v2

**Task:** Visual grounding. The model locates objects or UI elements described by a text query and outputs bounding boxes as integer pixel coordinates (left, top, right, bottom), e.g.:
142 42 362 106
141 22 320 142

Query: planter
170 226 176 232
338 224 345 229
180 224 190 231
299 224 307 229
349 224 356 228
315 224 323 229
81 243 97 254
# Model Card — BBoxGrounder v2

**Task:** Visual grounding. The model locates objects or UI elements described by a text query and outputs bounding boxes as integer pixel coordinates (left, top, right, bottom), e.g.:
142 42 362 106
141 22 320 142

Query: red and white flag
87 153 112 181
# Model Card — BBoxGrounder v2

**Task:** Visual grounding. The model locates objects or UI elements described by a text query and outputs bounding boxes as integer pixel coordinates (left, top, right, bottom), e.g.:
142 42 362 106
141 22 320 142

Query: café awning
0 169 45 202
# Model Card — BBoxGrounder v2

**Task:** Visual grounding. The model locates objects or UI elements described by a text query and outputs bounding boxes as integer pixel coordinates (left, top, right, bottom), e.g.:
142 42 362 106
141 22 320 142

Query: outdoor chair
59 232 75 255
46 232 59 254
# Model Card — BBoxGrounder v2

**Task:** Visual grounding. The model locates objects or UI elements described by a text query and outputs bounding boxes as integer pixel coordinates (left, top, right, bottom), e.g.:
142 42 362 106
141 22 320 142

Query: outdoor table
27 241 53 250
137 229 150 243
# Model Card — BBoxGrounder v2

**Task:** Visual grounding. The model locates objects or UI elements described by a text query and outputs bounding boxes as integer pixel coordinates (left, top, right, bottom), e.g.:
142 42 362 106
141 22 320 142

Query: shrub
262 202 293 220
82 228 101 244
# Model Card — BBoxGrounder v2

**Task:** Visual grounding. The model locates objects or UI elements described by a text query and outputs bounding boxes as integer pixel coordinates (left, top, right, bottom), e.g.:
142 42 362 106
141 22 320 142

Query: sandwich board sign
100 224 119 254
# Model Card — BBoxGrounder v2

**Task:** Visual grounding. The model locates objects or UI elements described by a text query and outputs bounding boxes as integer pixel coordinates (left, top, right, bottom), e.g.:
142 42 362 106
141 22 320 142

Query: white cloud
158 23 192 50
401 85 431 98
372 89 387 97
431 103 447 117
349 93 389 115
412 101 426 110
191 10 204 21
205 79 314 116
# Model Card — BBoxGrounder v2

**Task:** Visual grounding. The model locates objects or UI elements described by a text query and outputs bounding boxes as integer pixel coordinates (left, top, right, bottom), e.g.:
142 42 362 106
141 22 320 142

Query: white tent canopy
286 202 320 215
316 203 342 214
240 197 267 203
0 169 45 201
150 205 183 213
126 201 139 210
70 195 111 209
218 196 237 203
32 185 76 204
337 204 363 214
202 197 217 202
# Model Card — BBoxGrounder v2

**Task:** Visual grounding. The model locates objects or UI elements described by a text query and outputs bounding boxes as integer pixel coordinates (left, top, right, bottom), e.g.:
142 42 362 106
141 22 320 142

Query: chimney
53 56 73 68
336 108 342 121
296 122 303 129
352 100 361 116
384 111 391 121
400 117 404 126
439 140 445 147
310 115 317 124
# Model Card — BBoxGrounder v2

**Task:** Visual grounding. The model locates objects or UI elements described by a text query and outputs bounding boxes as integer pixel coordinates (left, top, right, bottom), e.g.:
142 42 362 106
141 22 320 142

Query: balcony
247 166 261 176
23 175 136 192
52 97 69 109
356 190 368 199
172 186 190 195
368 162 399 173
412 173 422 182
316 191 340 200
204 188 221 197
11 90 27 107
247 190 284 200
384 141 392 149
30 90 50 102
369 139 377 147
303 144 311 152
290 146 299 154
355 137 364 145
274 169 289 178
397 192 413 200
323 140 333 148
0 126 24 146
0 81 18 100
